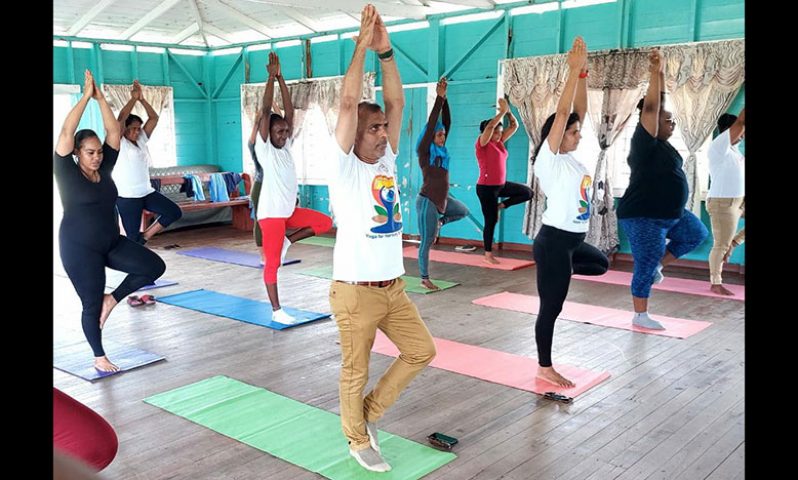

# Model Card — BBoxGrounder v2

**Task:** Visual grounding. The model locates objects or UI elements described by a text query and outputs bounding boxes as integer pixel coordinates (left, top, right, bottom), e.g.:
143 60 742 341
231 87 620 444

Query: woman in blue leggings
415 77 469 290
617 49 708 330
55 71 166 373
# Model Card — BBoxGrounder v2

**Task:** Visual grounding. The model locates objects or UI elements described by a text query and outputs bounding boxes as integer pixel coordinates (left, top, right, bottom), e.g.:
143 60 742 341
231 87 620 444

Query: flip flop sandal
127 295 145 307
139 294 157 305
543 392 573 404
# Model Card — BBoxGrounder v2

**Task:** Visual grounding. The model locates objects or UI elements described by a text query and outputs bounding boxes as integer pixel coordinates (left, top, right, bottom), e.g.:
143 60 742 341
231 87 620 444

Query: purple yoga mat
178 247 300 268
54 336 165 381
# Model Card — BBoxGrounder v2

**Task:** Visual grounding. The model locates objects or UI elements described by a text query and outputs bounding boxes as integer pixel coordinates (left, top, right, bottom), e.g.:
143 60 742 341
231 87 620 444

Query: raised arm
372 11 404 152
547 36 587 154
335 5 375 153
137 82 160 138
418 77 447 159
640 49 665 138
729 107 745 144
259 52 279 142
501 100 519 143
93 78 121 150
56 70 94 156
573 63 589 124
117 81 139 132
249 107 263 145
479 99 508 147
276 63 294 136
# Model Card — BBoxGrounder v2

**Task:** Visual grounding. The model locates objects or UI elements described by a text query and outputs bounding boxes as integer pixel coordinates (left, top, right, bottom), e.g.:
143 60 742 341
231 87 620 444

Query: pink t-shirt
475 138 508 186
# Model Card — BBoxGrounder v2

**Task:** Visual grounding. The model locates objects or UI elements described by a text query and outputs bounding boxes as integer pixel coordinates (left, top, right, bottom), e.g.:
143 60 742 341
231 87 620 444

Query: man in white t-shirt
706 107 745 295
327 4 436 473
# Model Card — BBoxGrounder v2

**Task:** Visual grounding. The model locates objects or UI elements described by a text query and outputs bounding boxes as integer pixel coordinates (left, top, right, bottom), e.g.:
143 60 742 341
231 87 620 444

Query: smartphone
543 391 574 404
427 432 459 450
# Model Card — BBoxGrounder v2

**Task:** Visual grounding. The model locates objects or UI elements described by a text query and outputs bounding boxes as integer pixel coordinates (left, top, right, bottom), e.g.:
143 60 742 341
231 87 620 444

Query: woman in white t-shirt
530 37 609 388
706 108 745 295
256 52 333 325
114 80 182 245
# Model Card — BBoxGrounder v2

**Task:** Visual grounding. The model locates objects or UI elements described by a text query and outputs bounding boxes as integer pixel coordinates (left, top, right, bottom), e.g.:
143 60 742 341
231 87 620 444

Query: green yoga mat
145 376 455 479
299 266 459 294
297 236 336 247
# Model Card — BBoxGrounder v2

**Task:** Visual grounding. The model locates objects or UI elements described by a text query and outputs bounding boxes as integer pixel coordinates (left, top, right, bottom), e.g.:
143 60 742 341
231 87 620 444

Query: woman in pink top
475 98 532 264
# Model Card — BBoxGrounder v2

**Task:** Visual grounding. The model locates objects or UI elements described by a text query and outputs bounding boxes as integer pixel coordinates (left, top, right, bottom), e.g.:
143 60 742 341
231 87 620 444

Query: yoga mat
178 247 300 268
373 332 609 397
472 292 712 339
158 289 329 330
573 269 745 301
403 247 534 271
53 337 165 381
298 266 459 295
144 375 455 479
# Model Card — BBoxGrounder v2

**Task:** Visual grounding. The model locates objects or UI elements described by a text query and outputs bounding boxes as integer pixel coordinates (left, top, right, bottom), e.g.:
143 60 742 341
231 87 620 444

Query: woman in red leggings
255 53 332 325
53 388 117 472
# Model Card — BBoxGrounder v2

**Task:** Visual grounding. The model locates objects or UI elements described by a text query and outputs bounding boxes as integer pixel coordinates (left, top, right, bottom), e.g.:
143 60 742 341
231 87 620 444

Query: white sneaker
366 421 380 453
271 308 300 325
651 264 664 285
349 446 391 472
633 312 666 330
280 237 292 265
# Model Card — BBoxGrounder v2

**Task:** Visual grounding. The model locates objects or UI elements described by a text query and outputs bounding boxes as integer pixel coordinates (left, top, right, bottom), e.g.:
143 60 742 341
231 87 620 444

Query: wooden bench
142 172 254 231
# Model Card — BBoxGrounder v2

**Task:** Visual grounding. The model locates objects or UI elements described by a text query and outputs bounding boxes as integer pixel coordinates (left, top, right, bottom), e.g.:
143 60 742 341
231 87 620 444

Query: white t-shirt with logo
535 143 594 233
254 132 298 219
327 144 405 281
113 131 155 198
708 129 745 198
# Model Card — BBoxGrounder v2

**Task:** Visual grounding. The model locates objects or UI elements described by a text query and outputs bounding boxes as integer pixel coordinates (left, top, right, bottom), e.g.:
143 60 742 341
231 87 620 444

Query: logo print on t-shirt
370 175 403 234
576 175 592 221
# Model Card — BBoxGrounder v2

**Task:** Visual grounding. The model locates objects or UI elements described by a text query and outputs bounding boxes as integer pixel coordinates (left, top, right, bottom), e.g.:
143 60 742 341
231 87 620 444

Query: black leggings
117 192 182 243
60 235 166 357
533 225 608 367
476 182 532 252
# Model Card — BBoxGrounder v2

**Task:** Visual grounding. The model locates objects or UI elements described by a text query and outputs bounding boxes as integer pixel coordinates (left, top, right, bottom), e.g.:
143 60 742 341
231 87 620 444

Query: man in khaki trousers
325 4 436 473
707 108 745 295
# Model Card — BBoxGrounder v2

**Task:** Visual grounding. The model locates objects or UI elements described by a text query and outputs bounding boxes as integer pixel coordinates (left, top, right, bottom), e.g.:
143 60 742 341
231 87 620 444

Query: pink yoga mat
403 247 534 271
472 292 712 339
372 331 609 397
574 270 744 301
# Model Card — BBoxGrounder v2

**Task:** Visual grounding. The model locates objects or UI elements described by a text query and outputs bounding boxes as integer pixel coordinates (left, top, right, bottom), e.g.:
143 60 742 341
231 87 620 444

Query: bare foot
710 284 735 296
536 366 575 388
420 279 440 290
94 356 120 372
497 202 505 219
484 252 500 265
99 294 118 330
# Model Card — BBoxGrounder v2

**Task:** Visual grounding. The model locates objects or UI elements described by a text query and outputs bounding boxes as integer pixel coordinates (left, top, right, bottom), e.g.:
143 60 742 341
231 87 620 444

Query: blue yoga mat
178 247 300 268
159 289 330 330
53 337 165 381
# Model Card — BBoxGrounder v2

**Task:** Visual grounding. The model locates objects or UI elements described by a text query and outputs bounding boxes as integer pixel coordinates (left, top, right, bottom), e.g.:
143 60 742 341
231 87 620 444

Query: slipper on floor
127 295 145 307
139 294 157 305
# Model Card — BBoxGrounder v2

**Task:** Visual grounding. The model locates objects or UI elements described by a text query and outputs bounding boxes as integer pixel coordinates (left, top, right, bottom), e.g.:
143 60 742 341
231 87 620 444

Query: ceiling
53 0 521 48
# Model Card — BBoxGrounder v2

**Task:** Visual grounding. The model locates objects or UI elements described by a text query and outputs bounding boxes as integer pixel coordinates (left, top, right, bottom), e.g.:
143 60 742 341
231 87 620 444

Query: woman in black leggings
475 98 532 264
55 70 166 373
531 38 608 388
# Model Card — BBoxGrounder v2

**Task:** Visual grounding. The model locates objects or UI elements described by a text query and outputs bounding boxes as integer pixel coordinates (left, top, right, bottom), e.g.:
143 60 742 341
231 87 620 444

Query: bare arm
640 49 664 138
573 64 588 123
94 81 121 150
479 99 508 147
501 106 519 143
138 84 160 138
259 51 279 142
418 96 445 162
249 107 262 145
729 107 745 144
442 98 451 136
276 72 293 136
547 36 587 155
334 5 375 153
56 70 94 156
373 12 404 152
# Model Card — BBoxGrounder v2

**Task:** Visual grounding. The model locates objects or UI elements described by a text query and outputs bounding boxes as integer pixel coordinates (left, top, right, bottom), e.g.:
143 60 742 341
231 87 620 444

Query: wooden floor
53 225 745 480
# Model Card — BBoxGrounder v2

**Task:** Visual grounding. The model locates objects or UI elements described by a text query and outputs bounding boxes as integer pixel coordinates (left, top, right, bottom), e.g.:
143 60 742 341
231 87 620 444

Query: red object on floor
53 388 118 471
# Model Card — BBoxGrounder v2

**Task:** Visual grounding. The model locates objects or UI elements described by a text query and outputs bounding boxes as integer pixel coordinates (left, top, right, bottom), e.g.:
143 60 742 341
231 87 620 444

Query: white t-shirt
327 144 405 281
708 129 745 198
113 131 155 198
254 132 298 219
535 143 595 233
